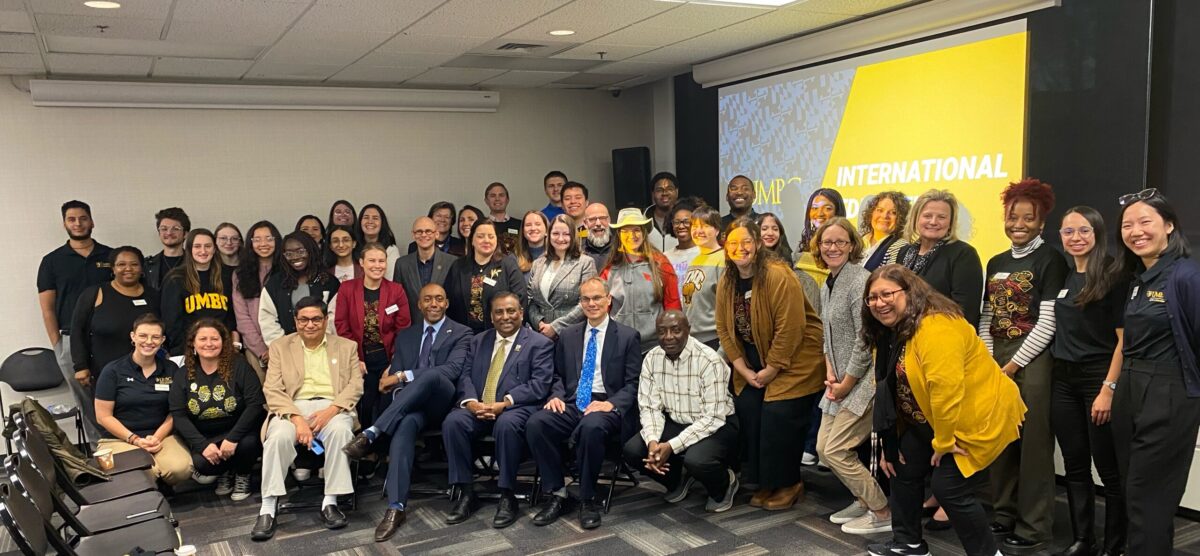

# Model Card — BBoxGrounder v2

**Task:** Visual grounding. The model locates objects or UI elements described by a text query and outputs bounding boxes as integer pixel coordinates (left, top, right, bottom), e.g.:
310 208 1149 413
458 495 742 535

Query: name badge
384 304 400 315
1057 289 1069 299
154 383 170 392
744 290 752 300
1131 286 1140 300
483 277 498 287
992 272 1011 280
507 229 519 235
132 299 148 306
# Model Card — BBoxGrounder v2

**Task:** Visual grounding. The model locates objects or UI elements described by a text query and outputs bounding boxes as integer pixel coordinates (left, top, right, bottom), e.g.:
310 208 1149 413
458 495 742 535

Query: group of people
33 169 1200 556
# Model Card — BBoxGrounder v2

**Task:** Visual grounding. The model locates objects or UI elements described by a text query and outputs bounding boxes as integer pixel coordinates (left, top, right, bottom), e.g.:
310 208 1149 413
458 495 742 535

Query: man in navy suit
443 291 553 528
526 277 642 529
341 283 472 541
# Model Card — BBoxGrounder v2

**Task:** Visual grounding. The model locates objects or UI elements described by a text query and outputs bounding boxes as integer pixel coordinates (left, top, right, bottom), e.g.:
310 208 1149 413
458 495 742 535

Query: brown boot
749 489 773 508
763 481 804 511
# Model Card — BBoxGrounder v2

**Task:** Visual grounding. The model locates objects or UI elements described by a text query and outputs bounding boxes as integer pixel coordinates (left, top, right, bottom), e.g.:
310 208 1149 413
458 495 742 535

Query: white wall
0 78 655 355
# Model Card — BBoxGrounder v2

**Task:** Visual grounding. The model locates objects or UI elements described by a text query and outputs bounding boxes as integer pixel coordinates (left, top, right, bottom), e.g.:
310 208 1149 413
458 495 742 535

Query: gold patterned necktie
481 338 509 403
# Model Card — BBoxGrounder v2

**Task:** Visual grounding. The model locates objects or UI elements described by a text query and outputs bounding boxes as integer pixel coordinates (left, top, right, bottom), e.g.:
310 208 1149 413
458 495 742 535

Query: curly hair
184 318 236 385
1002 178 1055 219
857 191 912 241
860 264 964 347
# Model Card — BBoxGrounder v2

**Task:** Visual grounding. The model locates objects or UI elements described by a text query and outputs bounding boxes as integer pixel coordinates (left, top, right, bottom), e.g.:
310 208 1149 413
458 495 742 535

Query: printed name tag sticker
132 299 148 306
993 272 1010 280
483 277 497 287
1057 289 1069 299
385 304 400 315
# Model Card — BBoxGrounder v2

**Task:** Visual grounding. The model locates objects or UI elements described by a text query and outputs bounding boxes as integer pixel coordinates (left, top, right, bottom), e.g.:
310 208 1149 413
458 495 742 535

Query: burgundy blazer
334 277 412 361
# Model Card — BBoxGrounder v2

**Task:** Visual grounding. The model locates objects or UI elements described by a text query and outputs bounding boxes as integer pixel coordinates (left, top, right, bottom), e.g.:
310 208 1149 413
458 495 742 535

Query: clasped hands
465 400 511 421
642 440 674 475
733 360 778 389
201 439 240 465
290 405 341 449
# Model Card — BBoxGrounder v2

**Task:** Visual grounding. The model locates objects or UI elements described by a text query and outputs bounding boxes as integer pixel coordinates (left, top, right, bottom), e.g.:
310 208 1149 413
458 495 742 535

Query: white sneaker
801 452 818 466
830 500 868 524
842 511 893 535
292 468 311 481
192 471 218 485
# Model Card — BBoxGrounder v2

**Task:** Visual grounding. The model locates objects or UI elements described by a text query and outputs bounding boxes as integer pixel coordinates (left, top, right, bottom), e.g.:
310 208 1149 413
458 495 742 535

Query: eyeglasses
158 226 184 234
1118 188 1159 206
865 288 906 305
584 216 610 224
580 295 608 304
412 229 436 236
250 237 275 244
282 249 308 259
296 316 325 326
1059 226 1094 237
819 239 851 249
134 333 164 343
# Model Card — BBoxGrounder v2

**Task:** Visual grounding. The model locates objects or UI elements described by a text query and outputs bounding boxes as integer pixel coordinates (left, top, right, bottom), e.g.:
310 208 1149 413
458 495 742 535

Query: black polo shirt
1123 254 1181 365
94 354 178 438
36 241 113 330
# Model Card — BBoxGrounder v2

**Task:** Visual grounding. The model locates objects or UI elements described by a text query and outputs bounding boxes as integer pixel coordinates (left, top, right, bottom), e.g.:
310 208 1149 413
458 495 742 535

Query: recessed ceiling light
548 30 575 36
84 1 122 8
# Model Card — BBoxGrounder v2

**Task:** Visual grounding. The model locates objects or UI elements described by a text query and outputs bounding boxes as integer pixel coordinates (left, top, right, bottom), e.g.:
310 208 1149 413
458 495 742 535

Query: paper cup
174 545 197 556
93 449 114 471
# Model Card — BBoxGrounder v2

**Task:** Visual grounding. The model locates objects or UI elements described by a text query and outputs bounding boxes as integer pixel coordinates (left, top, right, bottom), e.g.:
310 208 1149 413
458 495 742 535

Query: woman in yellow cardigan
861 264 1025 556
716 217 825 511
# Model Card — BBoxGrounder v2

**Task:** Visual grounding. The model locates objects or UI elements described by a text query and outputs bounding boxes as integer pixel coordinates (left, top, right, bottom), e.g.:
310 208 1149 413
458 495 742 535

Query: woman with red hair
980 178 1069 552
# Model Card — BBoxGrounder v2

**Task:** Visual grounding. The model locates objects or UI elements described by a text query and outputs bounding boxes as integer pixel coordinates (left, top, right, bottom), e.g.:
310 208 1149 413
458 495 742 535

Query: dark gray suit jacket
393 249 456 325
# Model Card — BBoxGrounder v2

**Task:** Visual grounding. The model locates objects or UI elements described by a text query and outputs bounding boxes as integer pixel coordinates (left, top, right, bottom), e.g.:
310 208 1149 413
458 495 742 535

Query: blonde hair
904 189 961 243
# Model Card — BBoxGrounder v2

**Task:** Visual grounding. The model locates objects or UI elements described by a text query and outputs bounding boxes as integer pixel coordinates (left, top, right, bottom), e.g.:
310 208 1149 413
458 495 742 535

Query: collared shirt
1124 254 1181 364
461 328 519 406
638 336 734 453
584 316 609 393
416 255 434 286
94 354 177 438
37 241 114 329
296 336 335 400
400 317 447 381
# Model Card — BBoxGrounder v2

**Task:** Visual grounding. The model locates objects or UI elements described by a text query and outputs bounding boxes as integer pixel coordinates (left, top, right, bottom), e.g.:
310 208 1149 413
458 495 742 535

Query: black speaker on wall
612 146 651 211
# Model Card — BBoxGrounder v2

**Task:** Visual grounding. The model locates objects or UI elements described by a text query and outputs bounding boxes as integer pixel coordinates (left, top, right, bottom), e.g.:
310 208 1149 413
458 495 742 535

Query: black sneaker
867 540 931 556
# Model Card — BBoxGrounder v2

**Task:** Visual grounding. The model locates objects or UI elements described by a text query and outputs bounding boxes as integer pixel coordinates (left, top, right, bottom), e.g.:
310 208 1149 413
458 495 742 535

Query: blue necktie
418 326 435 369
576 328 599 411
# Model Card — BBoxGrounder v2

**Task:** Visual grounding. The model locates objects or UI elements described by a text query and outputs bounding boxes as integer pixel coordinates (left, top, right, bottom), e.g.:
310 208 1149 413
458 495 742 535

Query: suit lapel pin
514 344 522 353
331 358 338 365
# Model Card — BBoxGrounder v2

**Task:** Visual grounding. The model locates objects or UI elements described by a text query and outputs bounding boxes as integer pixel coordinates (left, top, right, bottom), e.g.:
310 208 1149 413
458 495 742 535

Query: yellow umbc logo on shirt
1146 290 1166 303
184 292 229 313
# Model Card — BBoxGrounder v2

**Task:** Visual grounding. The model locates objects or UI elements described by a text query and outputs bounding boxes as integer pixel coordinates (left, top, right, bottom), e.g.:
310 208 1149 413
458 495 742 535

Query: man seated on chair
341 283 473 542
525 277 642 529
251 296 363 541
442 291 554 529
622 310 740 513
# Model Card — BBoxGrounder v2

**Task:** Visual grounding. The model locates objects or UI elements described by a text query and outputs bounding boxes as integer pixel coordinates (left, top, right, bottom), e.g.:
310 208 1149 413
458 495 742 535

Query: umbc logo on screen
747 176 802 209
835 153 1010 188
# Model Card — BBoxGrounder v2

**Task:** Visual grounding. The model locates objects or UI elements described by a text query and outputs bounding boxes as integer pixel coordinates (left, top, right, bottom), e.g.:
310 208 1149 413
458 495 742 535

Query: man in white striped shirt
622 310 740 512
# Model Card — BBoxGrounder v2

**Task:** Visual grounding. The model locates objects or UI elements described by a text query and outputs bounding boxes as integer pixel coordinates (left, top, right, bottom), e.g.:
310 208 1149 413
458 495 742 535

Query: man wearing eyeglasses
394 217 457 326
581 202 614 269
143 207 190 294
252 297 364 541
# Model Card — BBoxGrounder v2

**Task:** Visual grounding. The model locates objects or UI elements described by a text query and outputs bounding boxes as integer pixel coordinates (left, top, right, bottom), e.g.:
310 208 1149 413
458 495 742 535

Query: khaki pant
261 398 355 498
816 405 888 511
98 434 192 485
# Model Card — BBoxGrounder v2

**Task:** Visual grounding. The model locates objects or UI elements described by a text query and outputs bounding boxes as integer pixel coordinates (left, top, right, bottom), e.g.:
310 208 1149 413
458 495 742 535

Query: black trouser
191 433 262 476
623 415 739 499
1050 359 1124 514
1112 358 1200 556
890 424 995 556
734 387 814 489
358 347 390 430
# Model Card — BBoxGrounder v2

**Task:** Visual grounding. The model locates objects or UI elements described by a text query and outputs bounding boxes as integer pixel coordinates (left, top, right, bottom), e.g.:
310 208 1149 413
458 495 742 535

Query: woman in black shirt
446 219 526 332
170 319 264 502
1050 206 1128 556
161 229 238 355
259 231 339 345
71 246 159 389
895 189 984 327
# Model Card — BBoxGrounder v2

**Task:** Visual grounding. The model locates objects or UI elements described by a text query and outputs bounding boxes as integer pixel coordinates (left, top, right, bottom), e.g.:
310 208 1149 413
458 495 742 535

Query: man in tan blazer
251 296 363 541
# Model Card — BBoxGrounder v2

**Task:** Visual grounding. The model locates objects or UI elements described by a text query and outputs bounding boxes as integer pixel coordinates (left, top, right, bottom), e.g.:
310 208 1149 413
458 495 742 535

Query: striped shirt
639 336 734 453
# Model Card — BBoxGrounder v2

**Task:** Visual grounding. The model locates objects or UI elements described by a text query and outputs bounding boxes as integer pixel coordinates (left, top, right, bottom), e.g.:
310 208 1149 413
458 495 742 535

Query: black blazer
389 317 473 384
392 250 457 325
445 254 528 333
456 326 553 407
552 318 643 441
896 240 984 327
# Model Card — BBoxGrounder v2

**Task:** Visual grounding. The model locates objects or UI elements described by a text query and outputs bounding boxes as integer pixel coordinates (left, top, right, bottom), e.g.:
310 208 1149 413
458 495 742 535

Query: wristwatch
1103 380 1117 391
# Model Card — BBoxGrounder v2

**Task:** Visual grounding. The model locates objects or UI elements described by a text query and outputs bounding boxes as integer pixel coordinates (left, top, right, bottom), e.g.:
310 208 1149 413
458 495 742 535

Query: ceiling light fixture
548 30 575 36
84 1 122 8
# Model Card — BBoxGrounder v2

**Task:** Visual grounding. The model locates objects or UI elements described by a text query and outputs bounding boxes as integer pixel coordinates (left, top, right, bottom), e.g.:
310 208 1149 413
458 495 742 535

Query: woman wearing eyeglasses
862 264 1025 556
325 225 362 283
1049 207 1129 556
259 231 339 346
979 179 1068 552
233 221 283 382
1112 188 1200 555
215 223 243 274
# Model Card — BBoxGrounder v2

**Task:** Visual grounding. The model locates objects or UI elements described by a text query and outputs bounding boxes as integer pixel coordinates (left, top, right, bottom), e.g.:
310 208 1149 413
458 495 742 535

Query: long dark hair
184 318 235 384
168 229 224 296
756 212 794 262
466 219 501 264
294 214 325 246
236 220 282 299
458 205 486 240
1062 206 1123 305
280 231 332 290
357 204 396 248
327 200 357 234
799 188 847 253
860 264 964 347
1116 192 1190 276
323 224 357 269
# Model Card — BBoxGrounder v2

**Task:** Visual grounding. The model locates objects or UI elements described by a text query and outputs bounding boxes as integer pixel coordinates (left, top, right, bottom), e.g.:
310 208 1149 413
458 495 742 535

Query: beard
587 229 611 248
68 230 92 241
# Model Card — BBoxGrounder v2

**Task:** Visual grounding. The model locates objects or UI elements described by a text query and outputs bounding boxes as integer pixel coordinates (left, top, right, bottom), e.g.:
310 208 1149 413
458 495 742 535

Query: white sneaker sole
829 511 867 524
842 522 893 535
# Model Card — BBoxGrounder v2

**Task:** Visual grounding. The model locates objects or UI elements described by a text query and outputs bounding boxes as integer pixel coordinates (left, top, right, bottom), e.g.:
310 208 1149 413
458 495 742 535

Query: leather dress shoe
763 481 804 511
991 521 1014 535
321 504 348 529
374 508 406 542
532 495 570 526
445 490 478 524
749 489 773 508
579 498 602 530
1003 535 1046 553
250 514 277 541
342 432 373 460
493 494 519 529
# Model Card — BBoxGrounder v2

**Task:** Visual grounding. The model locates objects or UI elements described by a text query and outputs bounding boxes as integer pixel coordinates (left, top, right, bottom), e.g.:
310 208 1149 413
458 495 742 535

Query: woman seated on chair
94 313 191 485
170 318 265 502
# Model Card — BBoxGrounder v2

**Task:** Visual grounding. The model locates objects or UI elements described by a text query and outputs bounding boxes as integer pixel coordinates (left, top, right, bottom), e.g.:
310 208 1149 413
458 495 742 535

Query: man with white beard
581 203 614 269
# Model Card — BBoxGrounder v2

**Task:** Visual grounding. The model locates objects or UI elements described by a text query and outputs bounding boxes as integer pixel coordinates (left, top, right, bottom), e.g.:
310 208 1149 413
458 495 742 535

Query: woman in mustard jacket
861 264 1025 556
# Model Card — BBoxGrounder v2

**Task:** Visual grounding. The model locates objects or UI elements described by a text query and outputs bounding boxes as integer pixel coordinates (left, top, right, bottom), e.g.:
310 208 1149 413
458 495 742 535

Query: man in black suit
526 277 642 529
393 216 456 325
341 283 472 541
442 292 553 529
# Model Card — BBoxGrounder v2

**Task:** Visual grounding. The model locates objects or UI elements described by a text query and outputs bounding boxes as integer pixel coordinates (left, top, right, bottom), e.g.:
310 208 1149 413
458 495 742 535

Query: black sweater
69 282 160 377
160 269 237 355
168 358 264 449
896 240 984 327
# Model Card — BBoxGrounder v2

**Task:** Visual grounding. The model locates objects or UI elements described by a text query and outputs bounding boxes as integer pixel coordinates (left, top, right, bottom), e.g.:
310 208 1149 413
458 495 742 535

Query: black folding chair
467 434 540 502
15 422 158 505
0 347 84 452
11 410 153 475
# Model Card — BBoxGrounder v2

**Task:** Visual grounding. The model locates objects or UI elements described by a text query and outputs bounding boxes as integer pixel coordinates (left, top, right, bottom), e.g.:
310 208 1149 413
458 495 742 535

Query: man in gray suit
393 216 457 325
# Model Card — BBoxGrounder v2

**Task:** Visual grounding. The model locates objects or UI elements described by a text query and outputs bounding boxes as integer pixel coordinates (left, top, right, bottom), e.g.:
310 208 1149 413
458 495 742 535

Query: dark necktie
418 326 435 369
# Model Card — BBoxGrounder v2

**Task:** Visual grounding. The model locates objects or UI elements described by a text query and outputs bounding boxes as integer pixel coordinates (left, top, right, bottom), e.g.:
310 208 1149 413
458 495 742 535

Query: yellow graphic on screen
823 31 1028 259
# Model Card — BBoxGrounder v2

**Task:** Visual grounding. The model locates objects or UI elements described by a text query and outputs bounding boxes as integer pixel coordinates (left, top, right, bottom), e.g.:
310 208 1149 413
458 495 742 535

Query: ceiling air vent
495 43 546 54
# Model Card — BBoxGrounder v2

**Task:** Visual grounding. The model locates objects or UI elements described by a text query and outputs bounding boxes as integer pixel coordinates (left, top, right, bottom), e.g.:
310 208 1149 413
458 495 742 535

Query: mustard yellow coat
904 313 1026 477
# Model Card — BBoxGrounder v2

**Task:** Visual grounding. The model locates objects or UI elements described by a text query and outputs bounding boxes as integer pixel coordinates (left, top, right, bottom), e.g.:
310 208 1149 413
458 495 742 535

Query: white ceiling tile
167 0 309 46
477 69 574 88
356 50 457 68
788 0 918 16
30 0 173 19
589 22 703 48
704 9 849 46
0 52 44 71
553 43 655 62
0 10 34 33
376 33 490 54
0 32 38 53
244 61 344 81
327 64 427 83
35 13 164 40
259 46 365 66
503 0 675 43
402 66 506 86
290 0 443 35
152 57 255 78
405 0 573 39
631 3 767 31
46 52 151 75
586 59 678 75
